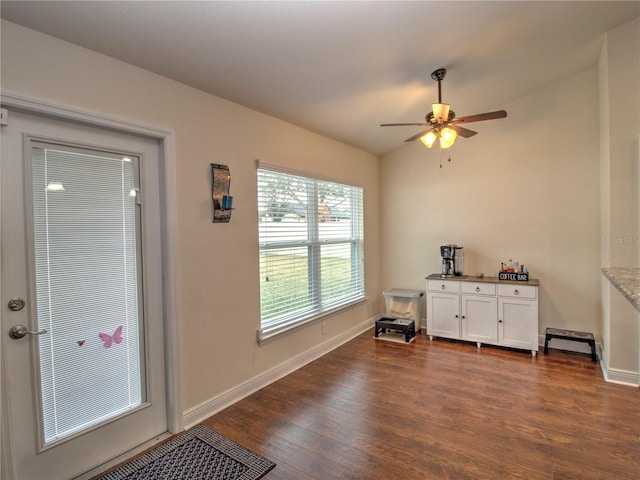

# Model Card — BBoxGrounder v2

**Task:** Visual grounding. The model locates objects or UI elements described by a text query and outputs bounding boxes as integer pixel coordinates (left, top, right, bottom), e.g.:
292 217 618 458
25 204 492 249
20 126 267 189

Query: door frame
0 92 183 478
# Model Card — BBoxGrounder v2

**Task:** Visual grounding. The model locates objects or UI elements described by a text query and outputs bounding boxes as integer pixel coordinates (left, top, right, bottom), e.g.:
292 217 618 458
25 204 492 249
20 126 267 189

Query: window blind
31 142 145 445
257 164 364 341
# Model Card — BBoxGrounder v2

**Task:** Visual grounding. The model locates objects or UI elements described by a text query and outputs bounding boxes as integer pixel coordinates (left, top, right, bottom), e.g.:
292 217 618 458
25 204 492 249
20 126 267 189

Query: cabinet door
426 292 460 339
498 297 538 350
461 295 497 344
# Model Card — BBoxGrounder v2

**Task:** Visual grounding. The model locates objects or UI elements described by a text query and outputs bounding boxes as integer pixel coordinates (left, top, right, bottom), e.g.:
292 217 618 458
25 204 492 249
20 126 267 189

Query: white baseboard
602 367 640 387
183 316 375 428
598 352 640 387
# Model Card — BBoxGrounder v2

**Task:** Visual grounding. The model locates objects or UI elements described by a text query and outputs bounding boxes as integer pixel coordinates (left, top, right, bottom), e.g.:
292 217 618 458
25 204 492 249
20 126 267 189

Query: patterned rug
100 424 276 480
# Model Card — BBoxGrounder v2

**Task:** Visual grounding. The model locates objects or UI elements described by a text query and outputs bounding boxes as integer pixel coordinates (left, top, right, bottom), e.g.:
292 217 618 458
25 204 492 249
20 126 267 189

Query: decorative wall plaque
211 163 232 223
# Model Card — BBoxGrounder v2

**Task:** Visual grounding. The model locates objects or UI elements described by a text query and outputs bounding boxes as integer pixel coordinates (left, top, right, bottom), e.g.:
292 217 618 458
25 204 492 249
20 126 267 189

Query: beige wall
600 17 640 374
0 20 381 411
2 13 638 414
604 18 640 269
380 68 602 339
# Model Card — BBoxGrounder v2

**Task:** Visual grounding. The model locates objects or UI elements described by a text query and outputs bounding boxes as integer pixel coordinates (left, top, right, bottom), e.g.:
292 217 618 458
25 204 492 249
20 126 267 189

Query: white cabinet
426 276 538 356
497 284 538 352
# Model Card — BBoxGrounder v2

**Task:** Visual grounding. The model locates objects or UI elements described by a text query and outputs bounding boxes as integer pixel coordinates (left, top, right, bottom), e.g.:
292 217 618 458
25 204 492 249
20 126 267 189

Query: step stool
543 328 597 362
375 317 416 343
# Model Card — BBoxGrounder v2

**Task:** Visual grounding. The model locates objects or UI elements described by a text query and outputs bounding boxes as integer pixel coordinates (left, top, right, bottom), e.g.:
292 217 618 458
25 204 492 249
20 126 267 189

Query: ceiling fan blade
380 123 429 127
450 125 477 138
404 128 432 143
450 110 507 124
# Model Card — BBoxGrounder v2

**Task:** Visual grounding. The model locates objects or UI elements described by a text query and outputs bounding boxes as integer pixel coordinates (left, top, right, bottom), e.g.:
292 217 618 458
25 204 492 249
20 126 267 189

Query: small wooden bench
543 328 597 362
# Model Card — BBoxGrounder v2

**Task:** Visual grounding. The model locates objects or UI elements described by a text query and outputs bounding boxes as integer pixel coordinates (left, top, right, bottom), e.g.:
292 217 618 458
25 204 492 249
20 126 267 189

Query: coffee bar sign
499 272 529 281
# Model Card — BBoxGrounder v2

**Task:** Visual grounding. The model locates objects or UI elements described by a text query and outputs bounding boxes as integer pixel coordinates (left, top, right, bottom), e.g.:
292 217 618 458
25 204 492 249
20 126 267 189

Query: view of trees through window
257 167 364 334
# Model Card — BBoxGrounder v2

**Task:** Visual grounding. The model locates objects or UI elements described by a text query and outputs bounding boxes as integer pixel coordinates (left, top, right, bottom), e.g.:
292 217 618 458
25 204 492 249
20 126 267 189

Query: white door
1 110 168 479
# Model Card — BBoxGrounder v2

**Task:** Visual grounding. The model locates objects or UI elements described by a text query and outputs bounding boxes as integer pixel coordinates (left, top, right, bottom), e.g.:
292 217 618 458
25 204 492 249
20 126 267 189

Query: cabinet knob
514 289 519 295
475 287 480 292
441 284 446 290
455 314 459 318
462 315 466 319
499 319 503 323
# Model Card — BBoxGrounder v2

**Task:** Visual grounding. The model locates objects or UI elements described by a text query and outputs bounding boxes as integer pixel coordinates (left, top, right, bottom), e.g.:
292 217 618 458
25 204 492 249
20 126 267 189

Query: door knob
8 325 47 339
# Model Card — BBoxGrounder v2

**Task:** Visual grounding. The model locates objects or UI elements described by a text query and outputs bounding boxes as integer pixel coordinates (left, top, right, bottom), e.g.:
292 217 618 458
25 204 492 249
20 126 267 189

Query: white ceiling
2 1 638 156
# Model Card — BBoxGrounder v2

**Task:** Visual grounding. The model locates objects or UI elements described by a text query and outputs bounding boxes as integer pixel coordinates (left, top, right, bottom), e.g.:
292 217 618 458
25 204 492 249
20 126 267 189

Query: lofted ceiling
1 1 638 156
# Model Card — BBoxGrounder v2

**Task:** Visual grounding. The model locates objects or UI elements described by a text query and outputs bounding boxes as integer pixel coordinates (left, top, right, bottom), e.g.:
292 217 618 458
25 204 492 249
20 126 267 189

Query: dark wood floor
204 330 640 480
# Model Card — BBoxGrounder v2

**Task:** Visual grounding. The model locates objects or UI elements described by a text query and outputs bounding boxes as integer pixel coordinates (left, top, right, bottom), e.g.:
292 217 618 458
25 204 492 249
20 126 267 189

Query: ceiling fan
380 68 507 149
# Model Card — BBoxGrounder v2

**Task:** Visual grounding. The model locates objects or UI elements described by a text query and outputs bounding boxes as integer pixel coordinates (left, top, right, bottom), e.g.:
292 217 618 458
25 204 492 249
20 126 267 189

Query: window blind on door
30 143 145 445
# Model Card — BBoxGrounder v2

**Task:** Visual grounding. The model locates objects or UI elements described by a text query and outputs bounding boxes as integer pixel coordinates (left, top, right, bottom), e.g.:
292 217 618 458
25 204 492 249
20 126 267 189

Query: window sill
257 296 368 345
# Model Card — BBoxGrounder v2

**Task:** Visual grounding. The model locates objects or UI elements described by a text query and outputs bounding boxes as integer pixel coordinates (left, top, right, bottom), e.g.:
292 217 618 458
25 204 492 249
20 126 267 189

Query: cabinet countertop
602 267 640 312
426 273 540 287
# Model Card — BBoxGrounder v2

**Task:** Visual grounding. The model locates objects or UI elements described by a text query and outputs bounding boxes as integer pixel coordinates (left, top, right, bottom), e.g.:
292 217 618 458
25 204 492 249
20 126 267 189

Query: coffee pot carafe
440 244 463 277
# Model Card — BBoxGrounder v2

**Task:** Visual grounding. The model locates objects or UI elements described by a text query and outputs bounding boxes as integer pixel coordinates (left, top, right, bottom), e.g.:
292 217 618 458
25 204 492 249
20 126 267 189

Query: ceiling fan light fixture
420 130 438 148
432 103 450 123
439 127 457 149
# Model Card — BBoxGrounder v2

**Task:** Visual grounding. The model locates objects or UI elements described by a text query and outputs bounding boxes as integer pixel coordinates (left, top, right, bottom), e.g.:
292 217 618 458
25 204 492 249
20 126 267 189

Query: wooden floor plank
206 331 639 479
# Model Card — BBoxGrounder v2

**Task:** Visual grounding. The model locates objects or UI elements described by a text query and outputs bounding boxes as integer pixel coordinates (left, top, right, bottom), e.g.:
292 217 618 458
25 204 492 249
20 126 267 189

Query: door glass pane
30 142 146 446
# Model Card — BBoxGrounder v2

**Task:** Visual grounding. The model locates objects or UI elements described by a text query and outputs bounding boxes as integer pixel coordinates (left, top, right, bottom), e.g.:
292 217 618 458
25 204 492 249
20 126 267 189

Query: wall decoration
99 325 123 349
211 163 232 223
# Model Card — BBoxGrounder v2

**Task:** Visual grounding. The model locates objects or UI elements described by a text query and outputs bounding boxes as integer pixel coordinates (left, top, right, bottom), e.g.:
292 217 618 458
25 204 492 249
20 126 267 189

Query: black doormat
100 424 276 480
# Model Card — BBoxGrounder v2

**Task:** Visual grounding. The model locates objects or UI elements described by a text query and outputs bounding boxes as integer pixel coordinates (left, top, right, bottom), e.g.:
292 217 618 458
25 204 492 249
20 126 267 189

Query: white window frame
256 161 365 343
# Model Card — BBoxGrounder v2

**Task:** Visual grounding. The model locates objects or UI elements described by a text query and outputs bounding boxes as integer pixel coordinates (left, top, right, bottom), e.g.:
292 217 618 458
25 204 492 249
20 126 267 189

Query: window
257 162 364 342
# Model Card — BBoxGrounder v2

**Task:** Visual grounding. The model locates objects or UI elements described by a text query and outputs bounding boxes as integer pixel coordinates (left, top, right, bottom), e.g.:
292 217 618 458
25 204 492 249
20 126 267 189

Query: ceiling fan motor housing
426 109 455 125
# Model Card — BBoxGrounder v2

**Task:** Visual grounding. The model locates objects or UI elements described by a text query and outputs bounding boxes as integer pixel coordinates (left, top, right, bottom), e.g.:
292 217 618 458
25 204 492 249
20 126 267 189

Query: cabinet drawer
427 280 460 293
461 282 496 296
497 284 537 299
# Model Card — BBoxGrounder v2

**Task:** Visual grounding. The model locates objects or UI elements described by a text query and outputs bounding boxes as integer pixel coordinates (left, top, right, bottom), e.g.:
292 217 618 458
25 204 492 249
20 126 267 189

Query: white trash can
383 288 424 332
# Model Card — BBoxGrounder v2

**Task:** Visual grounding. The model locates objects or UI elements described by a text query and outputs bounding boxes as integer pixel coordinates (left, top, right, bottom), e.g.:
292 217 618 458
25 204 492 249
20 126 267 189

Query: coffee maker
440 244 464 277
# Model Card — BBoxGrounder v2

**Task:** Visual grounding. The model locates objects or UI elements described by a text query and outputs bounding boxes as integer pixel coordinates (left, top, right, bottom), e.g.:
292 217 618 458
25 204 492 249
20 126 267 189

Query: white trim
183 316 376 429
602 367 640 387
1 92 169 140
599 351 640 387
0 92 183 478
